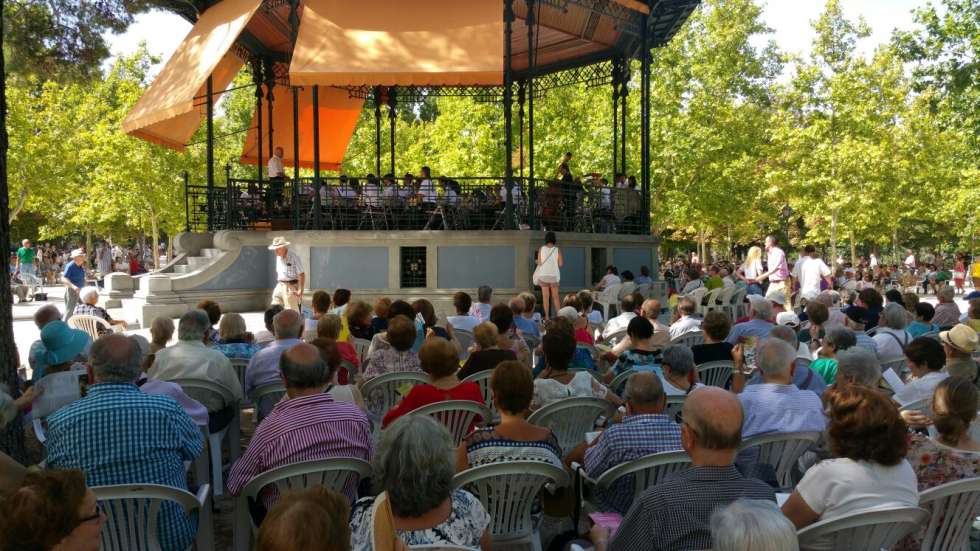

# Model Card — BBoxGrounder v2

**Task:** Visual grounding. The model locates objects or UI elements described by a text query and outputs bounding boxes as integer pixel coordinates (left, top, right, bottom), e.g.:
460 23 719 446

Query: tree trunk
150 214 159 271
0 0 29 462
893 230 899 266
830 210 838 264
849 231 857 266
85 227 92 257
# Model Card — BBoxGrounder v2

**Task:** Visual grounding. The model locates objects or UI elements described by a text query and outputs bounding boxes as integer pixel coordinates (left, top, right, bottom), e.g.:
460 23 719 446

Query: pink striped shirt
227 392 372 506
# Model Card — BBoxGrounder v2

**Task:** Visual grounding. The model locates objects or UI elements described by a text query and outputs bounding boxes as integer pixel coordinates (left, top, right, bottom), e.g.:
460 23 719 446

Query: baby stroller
11 271 45 303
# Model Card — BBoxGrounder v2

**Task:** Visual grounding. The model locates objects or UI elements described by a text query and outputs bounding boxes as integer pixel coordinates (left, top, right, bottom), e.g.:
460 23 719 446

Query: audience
382 338 484 428
489 303 531 365
842 306 878 354
510 296 538 338
458 322 517 379
213 312 261 360
856 288 884 329
346 301 375 341
872 303 912 360
457 360 561 470
602 294 638 340
579 289 604 326
835 347 882 387
149 315 174 354
413 298 449 340
668 296 701 340
749 326 827 394
31 319 89 380
533 327 620 410
814 291 846 330
317 314 359 381
149 309 243 432
518 291 542 334
932 286 961 327
309 337 366 408
28 304 77 380
196 299 222 344
134 336 208 427
73 286 126 334
350 416 491 550
330 288 352 316
47 334 203 551
245 309 306 396
371 297 391 334
254 304 284 346
571 372 682 514
809 327 857 385
229 343 372 506
726 295 774 345
304 290 332 339
469 285 494 322
691 311 734 365
601 387 775 551
710 499 799 551
0 469 105 551
660 345 703 395
941 324 979 381
907 302 938 337
256 488 351 551
894 336 948 405
362 315 421 380
447 291 480 333
781 385 917 545
608 317 662 379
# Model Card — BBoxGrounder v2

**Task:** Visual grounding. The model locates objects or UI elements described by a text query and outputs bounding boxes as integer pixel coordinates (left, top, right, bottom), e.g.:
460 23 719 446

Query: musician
362 174 382 208
268 146 285 207
417 166 437 206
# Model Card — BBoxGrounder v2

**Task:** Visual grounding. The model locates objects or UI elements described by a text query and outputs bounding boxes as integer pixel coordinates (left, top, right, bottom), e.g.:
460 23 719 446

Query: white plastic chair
412 400 491 446
453 461 569 551
94 483 212 551
172 378 240 498
233 458 371 551
352 338 372 366
67 314 111 341
684 286 708 306
697 287 724 316
360 371 429 426
250 382 287 423
665 394 686 420
671 330 704 348
462 370 496 419
587 450 691 512
796 506 929 551
453 329 475 361
918 476 980 551
595 284 623 321
880 357 907 375
528 397 616 454
610 368 635 396
738 431 821 490
229 358 250 406
696 360 734 388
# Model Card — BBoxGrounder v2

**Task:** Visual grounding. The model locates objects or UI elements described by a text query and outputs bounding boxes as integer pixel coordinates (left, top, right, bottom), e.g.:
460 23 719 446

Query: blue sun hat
41 321 91 365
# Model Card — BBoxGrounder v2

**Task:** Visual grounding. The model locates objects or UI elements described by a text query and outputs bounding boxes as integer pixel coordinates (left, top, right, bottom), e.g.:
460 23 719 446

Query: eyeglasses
77 507 103 525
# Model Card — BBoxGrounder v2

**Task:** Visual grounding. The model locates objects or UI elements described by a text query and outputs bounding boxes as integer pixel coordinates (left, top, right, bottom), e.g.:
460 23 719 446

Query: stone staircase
171 247 223 275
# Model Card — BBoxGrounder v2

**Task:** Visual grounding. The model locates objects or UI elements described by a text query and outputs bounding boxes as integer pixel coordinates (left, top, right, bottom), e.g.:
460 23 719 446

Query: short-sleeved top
350 489 490 551
532 371 608 410
274 249 304 281
810 358 839 385
16 246 34 265
447 314 480 333
458 349 517 380
464 426 562 468
63 261 86 288
796 458 918 551
766 246 790 281
611 349 661 376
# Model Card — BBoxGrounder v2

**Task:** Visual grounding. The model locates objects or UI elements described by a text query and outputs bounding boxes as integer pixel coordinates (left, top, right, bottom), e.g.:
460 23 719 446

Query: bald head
280 343 328 389
641 299 662 319
625 371 665 412
683 387 743 452
274 309 304 340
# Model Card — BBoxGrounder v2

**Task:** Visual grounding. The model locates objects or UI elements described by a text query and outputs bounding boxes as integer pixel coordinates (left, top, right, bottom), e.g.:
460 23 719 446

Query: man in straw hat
940 324 979 383
61 248 87 322
269 236 305 311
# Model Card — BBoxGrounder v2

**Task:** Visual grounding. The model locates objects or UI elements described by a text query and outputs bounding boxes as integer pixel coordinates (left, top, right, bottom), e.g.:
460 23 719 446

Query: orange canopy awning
239 85 364 171
121 0 262 150
289 0 504 87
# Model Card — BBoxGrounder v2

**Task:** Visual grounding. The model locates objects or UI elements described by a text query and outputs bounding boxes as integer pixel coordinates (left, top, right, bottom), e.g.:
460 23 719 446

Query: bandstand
112 0 700 323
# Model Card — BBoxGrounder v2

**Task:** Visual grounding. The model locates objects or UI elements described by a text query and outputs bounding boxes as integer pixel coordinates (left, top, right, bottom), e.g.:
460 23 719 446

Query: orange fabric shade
121 0 262 150
289 0 504 87
239 86 365 171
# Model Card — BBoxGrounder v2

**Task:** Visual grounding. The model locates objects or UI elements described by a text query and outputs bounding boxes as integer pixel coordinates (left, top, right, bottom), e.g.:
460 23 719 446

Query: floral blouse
350 489 490 550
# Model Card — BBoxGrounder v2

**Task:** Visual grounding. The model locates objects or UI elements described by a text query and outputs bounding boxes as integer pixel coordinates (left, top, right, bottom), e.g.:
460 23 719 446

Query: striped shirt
227 392 372 507
46 383 203 551
585 414 682 514
609 465 775 551
275 249 304 281
738 383 825 439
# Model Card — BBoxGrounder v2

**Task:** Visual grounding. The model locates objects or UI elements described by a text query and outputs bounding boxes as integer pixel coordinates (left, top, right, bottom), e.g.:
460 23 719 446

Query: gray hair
824 327 857 351
836 347 881 386
177 309 210 341
33 304 61 330
477 285 493 303
939 286 955 302
661 344 695 377
374 415 454 518
273 309 303 339
90 334 142 383
816 290 841 308
150 316 175 344
880 303 908 330
756 338 796 378
752 299 773 321
279 346 329 388
711 499 799 551
769 325 799 348
79 286 100 303
625 371 665 408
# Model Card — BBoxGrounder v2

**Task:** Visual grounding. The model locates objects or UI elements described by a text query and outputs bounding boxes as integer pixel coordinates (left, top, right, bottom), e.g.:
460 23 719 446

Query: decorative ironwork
538 0 642 36
400 247 427 288
344 85 506 104
532 60 613 97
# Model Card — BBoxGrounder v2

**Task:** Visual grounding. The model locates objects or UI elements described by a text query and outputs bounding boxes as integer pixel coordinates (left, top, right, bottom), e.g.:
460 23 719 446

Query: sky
103 0 935 78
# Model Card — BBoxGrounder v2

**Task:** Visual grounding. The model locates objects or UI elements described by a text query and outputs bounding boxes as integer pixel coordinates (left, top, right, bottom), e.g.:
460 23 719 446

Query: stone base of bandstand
108 229 661 326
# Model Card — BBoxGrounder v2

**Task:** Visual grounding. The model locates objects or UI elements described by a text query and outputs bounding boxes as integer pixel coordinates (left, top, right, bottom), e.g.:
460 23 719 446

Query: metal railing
186 176 648 234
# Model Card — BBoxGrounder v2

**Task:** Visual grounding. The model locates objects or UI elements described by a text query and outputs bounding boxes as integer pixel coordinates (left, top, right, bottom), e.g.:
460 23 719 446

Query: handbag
371 492 408 551
532 247 558 287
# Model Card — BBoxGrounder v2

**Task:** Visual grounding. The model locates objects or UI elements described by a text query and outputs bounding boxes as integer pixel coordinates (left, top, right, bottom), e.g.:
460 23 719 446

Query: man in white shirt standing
869 252 878 268
904 249 916 270
268 146 285 207
269 236 305 311
792 245 833 307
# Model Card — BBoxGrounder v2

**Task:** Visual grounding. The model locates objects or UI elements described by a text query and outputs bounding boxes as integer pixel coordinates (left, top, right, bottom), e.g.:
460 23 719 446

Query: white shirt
469 303 492 323
663 380 704 396
893 370 949 407
275 249 304 282
872 327 912 360
904 254 916 269
869 254 878 268
418 179 437 203
722 276 735 289
362 183 381 207
668 316 702 340
602 312 637 340
447 314 480 333
796 458 918 551
600 273 621 289
148 341 243 411
267 155 284 178
531 371 607 410
793 256 832 300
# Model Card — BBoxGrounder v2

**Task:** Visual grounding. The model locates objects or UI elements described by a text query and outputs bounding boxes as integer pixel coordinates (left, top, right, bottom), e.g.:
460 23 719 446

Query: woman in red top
382 337 484 428
316 314 358 384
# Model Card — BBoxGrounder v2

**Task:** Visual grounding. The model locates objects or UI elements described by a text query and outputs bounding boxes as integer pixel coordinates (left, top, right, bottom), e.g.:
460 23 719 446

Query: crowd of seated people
4 260 980 551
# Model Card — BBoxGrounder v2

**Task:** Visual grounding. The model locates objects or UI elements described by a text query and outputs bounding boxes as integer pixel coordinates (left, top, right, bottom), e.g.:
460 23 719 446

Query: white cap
776 311 800 327
70 248 86 259
557 306 580 322
766 290 787 305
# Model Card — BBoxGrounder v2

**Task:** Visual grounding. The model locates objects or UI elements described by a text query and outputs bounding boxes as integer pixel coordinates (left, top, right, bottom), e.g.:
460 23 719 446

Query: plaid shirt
46 383 204 551
585 414 682 514
609 465 775 551
72 303 113 334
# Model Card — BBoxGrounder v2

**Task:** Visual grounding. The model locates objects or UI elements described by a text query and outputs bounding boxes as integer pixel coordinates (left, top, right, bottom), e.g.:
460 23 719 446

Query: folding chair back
738 431 821 490
67 314 111 341
697 360 734 388
412 400 491 446
918 476 980 551
528 397 616 454
796 506 929 551
94 483 211 551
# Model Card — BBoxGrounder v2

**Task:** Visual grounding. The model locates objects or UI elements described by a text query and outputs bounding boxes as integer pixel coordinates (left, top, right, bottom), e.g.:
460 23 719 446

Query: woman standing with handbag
534 231 563 320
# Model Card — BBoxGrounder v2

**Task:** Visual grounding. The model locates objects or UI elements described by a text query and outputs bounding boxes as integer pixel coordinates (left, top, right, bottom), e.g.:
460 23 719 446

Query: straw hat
267 236 291 250
940 324 978 354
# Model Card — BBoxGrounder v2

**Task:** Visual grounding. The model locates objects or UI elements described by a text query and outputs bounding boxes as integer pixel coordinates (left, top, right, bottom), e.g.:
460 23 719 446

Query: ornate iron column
374 86 382 176
612 58 619 178
252 60 264 189
205 75 215 231
387 88 396 176
313 85 321 229
620 56 629 176
526 0 536 230
264 58 275 159
640 16 651 234
292 86 300 227
503 0 515 229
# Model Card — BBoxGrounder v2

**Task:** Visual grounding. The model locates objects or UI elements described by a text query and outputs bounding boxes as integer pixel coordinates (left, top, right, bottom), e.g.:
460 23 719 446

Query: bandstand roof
125 0 700 158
